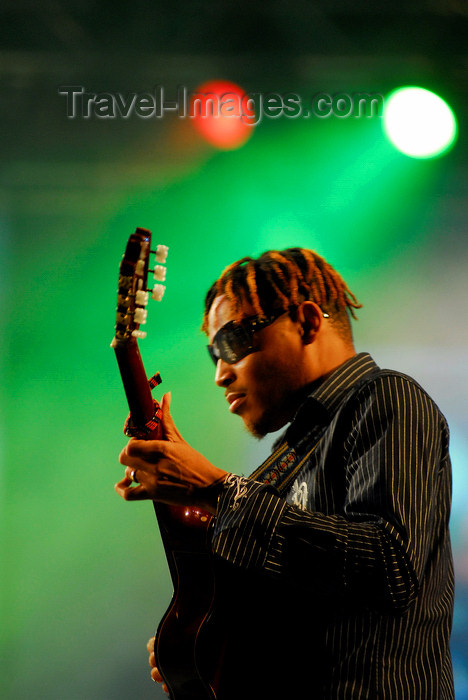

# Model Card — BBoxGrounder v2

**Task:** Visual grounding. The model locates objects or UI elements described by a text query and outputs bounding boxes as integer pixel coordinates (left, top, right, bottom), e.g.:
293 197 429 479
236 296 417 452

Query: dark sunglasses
207 309 287 365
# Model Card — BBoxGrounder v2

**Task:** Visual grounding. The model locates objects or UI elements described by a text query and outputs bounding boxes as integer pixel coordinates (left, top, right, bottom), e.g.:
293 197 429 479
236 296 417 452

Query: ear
297 301 323 344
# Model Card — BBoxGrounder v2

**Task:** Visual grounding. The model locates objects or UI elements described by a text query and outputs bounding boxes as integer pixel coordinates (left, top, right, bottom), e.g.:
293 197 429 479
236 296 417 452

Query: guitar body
154 503 219 699
112 229 222 699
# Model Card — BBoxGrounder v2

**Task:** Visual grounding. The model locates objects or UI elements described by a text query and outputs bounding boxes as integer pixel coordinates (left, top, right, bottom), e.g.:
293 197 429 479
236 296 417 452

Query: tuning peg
135 290 149 306
134 308 147 325
155 245 169 263
151 284 166 301
154 265 167 282
132 330 147 339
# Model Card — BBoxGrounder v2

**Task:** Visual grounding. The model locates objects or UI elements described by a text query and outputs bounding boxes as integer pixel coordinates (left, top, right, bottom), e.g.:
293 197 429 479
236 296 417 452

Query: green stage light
383 87 457 158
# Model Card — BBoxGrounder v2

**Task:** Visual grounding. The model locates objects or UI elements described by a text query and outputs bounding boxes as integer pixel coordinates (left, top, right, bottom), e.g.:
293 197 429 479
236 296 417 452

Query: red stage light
190 80 255 150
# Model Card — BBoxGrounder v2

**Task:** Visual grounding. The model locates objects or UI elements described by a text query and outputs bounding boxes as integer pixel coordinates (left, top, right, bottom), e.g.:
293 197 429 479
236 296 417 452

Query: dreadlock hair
202 248 362 345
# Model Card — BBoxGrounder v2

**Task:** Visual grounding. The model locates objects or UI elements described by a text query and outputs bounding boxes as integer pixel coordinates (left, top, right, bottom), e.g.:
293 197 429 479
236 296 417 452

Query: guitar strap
249 428 325 497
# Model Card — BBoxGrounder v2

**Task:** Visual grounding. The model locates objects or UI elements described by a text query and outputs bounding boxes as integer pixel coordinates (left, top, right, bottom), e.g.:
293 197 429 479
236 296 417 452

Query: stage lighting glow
190 80 254 150
383 87 457 158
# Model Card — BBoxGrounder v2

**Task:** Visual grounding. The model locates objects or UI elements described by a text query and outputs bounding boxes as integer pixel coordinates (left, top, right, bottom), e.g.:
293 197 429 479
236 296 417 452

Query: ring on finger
130 469 139 484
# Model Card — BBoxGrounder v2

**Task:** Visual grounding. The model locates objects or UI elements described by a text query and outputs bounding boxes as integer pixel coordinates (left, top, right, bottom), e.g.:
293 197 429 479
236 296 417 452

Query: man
116 247 454 699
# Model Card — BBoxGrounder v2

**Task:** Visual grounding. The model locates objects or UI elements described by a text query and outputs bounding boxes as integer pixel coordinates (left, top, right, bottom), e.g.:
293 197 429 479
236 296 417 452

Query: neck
318 346 356 381
304 336 356 385
282 348 356 430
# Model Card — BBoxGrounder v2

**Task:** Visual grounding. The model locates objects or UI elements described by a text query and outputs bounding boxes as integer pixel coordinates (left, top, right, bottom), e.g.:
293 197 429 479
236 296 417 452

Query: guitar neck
114 339 155 428
112 232 221 699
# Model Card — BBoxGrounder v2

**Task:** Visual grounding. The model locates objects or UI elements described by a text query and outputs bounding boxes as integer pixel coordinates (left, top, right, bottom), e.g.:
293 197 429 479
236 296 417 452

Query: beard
243 413 272 440
241 389 300 439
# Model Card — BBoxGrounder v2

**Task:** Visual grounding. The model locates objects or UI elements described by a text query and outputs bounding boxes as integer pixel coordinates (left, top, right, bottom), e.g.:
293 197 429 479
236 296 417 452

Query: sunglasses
207 309 287 365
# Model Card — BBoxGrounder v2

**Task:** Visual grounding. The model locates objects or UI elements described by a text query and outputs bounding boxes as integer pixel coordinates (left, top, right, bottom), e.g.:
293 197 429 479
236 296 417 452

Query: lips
226 392 246 413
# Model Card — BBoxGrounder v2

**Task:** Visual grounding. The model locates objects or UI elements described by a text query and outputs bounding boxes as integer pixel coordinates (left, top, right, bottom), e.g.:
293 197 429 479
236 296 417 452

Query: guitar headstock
111 227 168 347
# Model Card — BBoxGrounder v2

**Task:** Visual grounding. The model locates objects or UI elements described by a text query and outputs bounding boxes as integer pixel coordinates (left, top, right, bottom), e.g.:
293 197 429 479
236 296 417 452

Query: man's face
207 295 310 438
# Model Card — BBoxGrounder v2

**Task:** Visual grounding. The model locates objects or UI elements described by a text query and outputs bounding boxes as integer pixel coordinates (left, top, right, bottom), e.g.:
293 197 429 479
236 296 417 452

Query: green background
2 3 468 698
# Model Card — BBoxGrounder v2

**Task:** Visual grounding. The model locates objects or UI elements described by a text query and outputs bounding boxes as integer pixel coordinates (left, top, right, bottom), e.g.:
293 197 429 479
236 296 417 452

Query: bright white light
383 87 457 158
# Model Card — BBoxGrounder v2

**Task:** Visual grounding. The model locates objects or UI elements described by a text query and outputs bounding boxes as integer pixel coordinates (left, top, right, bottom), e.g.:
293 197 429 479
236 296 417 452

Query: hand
115 393 228 513
147 636 169 695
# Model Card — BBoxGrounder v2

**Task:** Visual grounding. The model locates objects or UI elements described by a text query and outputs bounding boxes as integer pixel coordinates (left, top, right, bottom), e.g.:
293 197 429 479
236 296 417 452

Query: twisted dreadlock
202 248 362 342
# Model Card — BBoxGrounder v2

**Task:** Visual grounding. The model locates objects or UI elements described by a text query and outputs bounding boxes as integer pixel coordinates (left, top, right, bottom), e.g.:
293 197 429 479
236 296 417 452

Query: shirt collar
281 352 380 446
308 352 379 416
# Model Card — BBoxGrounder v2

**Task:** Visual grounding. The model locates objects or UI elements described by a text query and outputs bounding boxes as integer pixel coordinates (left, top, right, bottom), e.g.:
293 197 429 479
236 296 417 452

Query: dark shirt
211 353 454 699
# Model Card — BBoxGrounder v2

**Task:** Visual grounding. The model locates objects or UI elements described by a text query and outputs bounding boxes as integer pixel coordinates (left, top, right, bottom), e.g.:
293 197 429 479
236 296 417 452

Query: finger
119 441 152 466
118 466 148 487
114 477 151 501
119 443 170 482
120 438 168 466
122 439 168 465
160 392 184 442
124 465 144 483
115 474 132 489
151 666 169 695
151 666 163 683
147 636 155 653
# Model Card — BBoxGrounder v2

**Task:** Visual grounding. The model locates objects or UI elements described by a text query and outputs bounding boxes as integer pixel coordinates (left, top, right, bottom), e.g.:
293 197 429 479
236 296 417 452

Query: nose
214 358 236 388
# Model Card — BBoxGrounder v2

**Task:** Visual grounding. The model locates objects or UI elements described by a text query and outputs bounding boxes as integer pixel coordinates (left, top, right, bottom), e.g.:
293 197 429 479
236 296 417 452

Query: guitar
111 228 219 699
